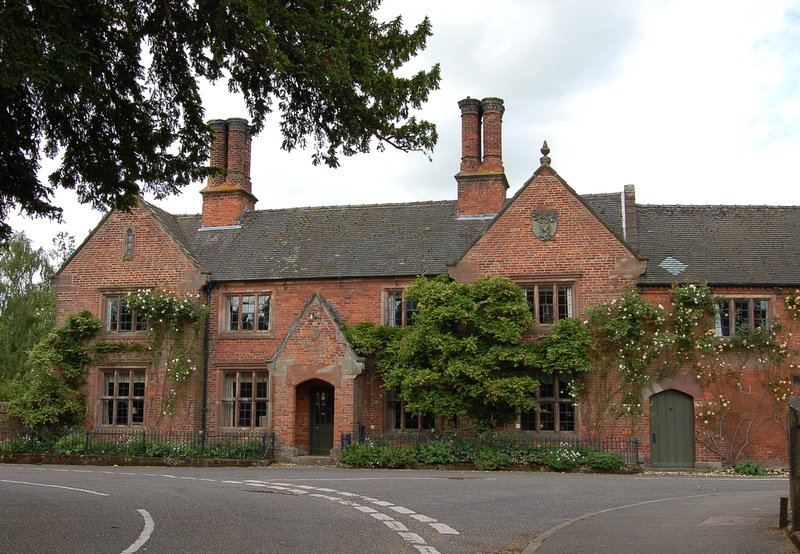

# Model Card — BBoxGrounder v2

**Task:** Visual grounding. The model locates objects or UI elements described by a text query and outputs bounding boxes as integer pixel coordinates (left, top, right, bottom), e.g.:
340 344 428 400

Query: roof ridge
638 203 800 209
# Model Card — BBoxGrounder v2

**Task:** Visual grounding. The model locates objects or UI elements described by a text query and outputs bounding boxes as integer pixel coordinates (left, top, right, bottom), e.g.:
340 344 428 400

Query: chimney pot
480 97 504 172
458 98 482 173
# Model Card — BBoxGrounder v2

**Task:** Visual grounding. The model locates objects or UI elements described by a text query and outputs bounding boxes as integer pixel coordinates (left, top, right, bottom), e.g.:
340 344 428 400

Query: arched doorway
649 389 695 468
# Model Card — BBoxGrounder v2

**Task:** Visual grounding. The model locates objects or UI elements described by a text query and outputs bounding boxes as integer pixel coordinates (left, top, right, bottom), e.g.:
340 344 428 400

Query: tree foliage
6 310 101 428
380 276 541 431
0 0 440 240
0 232 66 398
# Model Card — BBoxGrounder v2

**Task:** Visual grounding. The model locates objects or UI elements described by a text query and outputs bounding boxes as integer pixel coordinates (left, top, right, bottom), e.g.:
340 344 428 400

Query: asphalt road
0 464 792 553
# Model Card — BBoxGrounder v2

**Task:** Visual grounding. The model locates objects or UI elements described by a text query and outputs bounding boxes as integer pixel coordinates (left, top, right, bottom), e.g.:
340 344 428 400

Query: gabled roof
268 291 361 365
450 164 642 266
636 204 800 286
141 201 205 271
173 201 490 281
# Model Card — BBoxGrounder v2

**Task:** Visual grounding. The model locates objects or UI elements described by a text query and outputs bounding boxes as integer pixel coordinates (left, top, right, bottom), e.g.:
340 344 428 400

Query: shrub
54 433 89 455
417 440 460 464
544 445 582 471
582 450 624 470
202 437 263 459
473 449 513 470
376 445 417 468
88 440 122 455
341 442 382 467
0 435 37 453
734 460 766 476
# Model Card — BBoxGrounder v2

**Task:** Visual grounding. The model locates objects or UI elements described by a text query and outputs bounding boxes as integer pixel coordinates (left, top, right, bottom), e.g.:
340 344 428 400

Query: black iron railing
341 427 639 466
0 428 275 459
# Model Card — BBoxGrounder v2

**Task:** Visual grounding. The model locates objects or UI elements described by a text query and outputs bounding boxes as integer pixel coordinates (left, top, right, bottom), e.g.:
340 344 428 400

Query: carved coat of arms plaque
532 210 557 241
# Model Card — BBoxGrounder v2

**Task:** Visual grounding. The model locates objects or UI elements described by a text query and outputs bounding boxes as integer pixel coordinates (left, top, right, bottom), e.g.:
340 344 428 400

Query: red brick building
54 98 800 466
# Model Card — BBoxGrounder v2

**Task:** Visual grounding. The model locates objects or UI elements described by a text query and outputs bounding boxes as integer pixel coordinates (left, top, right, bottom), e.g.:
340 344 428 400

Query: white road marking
28 468 457 552
384 520 409 531
120 509 154 554
399 532 426 544
429 523 459 535
0 479 109 497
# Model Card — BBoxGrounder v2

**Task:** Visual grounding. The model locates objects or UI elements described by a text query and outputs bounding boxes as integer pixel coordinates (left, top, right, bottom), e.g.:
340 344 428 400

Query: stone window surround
515 273 581 326
383 288 418 328
101 290 148 333
218 287 274 337
99 367 147 427
714 295 773 337
520 370 576 433
122 226 135 260
219 368 271 430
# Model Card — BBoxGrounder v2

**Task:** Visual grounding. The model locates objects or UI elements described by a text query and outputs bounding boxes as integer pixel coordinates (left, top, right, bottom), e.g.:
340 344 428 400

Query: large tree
0 232 69 398
0 0 440 240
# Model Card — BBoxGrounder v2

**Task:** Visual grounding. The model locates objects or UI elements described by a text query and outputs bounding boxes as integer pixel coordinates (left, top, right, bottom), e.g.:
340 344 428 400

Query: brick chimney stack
459 97 481 172
201 118 258 228
455 97 508 218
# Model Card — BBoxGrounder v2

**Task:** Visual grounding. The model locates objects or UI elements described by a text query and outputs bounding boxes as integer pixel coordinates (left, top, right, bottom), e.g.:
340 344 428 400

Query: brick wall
452 166 644 313
54 202 207 433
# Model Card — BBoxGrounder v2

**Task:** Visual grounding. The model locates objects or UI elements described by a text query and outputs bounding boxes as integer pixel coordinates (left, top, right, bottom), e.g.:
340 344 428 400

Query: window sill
100 330 150 338
219 427 270 432
218 331 275 340
96 424 145 429
518 429 578 435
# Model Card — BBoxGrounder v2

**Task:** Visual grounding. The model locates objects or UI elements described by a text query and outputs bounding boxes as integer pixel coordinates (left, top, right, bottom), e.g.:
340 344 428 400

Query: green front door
650 389 695 468
309 386 334 455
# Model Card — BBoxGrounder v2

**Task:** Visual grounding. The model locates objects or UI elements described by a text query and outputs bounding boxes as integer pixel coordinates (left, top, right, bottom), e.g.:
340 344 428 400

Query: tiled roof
145 193 800 288
173 201 490 281
582 192 624 238
636 205 800 286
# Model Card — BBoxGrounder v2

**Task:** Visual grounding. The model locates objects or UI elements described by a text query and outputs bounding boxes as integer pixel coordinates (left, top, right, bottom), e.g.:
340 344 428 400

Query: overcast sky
11 0 800 251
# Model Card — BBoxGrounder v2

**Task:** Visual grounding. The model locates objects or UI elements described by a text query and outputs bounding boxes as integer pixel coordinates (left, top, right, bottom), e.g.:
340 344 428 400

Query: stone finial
540 140 551 166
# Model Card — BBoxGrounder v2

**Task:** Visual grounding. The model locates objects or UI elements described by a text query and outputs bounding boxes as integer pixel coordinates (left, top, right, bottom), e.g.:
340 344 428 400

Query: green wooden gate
649 389 695 468
309 386 334 456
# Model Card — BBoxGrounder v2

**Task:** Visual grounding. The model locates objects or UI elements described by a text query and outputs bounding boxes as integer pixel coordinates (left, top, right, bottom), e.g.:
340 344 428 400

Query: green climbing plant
123 289 209 418
6 311 101 428
579 284 715 441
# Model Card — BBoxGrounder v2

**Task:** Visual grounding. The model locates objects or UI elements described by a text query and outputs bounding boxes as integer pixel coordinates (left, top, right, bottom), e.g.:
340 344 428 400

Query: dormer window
123 228 135 260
